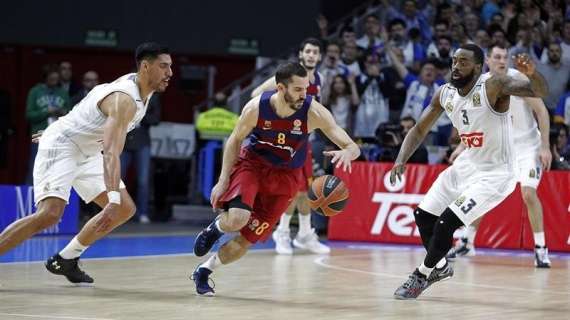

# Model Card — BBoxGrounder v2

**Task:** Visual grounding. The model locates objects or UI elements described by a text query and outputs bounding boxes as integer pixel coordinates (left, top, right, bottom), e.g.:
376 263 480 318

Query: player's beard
284 91 304 110
300 58 315 71
450 69 476 89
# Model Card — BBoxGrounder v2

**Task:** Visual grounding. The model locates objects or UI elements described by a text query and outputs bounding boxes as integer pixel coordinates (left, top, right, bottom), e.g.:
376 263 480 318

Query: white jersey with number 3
54 73 152 156
439 75 514 171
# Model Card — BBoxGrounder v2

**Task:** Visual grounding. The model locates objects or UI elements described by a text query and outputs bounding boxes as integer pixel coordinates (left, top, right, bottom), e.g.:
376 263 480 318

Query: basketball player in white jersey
252 38 330 255
446 43 552 267
0 43 172 283
389 44 548 299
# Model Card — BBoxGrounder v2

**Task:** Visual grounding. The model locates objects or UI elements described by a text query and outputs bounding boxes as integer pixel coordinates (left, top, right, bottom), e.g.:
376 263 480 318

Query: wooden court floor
1 247 568 320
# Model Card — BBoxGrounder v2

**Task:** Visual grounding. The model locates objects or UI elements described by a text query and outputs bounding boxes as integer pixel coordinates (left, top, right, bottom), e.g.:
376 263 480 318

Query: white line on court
0 313 115 320
313 255 570 296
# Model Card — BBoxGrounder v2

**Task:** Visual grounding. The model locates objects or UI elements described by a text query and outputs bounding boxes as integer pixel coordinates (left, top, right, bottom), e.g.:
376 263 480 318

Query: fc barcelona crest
473 92 481 106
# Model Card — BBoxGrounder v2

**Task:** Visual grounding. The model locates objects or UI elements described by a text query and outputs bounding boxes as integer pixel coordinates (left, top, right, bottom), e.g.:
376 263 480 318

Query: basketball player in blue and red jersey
252 38 330 254
191 62 360 296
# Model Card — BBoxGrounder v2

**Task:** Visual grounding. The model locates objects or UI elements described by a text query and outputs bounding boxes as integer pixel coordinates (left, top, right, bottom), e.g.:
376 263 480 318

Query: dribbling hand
513 53 536 76
389 163 406 186
323 149 352 173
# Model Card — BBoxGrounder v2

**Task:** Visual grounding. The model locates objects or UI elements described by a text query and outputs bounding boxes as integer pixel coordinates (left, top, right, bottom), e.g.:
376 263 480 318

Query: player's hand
94 203 119 233
389 163 406 185
539 145 552 171
210 178 230 210
513 53 536 76
31 130 44 143
324 149 352 173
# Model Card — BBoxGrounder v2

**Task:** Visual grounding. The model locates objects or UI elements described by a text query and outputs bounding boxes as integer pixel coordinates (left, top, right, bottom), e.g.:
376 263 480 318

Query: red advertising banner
330 162 570 252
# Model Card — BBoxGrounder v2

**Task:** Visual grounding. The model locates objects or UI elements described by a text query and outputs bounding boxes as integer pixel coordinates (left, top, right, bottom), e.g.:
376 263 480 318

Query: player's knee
521 187 538 205
118 198 136 220
35 199 66 228
225 208 251 231
434 208 465 239
414 207 438 231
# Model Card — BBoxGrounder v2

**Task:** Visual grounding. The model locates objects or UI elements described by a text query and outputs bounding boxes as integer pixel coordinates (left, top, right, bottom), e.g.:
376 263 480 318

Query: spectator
488 25 510 48
356 14 383 50
388 18 426 72
561 19 570 65
380 46 407 122
338 40 362 77
481 0 502 25
427 35 453 67
450 23 473 48
509 27 543 62
382 0 432 43
550 124 570 170
473 29 491 52
554 90 570 126
59 61 80 97
322 74 359 135
353 51 388 139
399 116 428 164
426 20 452 57
25 64 71 184
537 42 570 111
319 41 349 103
339 26 357 46
71 71 99 106
120 94 161 224
464 13 481 39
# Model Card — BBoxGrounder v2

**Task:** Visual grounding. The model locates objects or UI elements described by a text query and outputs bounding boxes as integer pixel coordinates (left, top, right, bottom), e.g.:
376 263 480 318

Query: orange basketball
308 175 349 217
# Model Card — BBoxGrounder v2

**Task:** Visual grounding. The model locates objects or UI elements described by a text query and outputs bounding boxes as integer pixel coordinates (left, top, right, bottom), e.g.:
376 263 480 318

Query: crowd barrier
330 162 570 252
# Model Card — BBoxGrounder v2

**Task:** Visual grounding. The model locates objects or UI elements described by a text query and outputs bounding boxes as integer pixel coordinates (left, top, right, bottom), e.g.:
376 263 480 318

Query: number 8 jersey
439 75 514 171
243 90 311 169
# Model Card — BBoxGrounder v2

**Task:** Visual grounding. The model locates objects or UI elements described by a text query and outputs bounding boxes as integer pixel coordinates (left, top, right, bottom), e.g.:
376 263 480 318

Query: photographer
375 116 428 164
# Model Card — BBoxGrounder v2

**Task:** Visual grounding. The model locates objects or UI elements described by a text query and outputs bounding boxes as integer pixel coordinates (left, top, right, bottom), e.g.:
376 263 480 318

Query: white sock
436 258 446 269
465 226 477 246
199 253 222 271
533 232 545 247
298 213 312 236
59 237 88 259
418 263 434 277
277 213 292 232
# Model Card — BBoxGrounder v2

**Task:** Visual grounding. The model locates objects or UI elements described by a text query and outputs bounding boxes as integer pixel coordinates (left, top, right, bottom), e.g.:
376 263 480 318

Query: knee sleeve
414 207 438 250
424 208 465 267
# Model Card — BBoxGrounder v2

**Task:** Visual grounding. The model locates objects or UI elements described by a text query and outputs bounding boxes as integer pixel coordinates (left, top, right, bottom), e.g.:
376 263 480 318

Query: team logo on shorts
291 119 303 135
473 92 481 107
43 182 51 192
454 196 466 207
529 169 536 178
445 101 454 113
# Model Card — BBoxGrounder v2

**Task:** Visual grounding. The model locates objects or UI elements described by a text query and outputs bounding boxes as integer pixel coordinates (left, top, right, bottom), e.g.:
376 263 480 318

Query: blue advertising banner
0 185 79 235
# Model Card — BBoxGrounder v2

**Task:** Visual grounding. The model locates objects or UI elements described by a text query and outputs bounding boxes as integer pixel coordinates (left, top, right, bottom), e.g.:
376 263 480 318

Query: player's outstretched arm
210 97 259 207
390 88 444 184
486 54 548 105
308 101 360 172
251 77 277 98
100 92 137 193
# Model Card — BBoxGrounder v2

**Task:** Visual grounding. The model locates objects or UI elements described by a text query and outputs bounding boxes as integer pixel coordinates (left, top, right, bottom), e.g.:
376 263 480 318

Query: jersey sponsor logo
460 132 484 148
291 119 303 135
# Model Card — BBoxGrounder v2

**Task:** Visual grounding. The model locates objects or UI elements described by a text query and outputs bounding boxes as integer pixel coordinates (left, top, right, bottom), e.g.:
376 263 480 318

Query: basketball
308 175 349 217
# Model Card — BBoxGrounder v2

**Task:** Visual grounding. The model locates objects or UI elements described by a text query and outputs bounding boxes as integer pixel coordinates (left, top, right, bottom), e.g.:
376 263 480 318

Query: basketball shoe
394 269 428 299
191 267 215 296
293 229 330 254
427 262 454 286
194 218 223 257
272 229 293 255
534 246 551 268
446 237 475 259
45 254 94 283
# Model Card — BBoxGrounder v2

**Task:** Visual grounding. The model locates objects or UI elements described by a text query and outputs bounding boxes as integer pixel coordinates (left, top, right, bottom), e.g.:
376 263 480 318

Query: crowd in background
309 0 570 168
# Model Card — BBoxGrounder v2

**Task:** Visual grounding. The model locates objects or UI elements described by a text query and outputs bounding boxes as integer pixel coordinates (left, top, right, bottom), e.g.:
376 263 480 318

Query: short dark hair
299 37 322 52
487 42 508 56
42 64 59 80
388 18 407 30
437 35 452 44
459 43 484 65
434 19 449 28
420 58 438 69
135 42 170 68
275 62 308 86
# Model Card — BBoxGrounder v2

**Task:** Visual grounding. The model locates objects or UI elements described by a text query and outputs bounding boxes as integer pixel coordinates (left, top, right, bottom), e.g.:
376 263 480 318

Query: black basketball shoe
394 269 428 300
427 262 454 286
194 219 223 257
191 267 215 296
45 254 94 284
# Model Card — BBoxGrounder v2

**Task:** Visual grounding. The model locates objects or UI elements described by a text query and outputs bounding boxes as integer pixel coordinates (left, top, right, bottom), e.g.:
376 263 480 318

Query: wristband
107 191 121 205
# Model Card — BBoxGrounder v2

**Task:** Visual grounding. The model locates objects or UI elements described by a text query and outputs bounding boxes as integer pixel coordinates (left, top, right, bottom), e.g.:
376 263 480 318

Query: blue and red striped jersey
244 91 311 169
